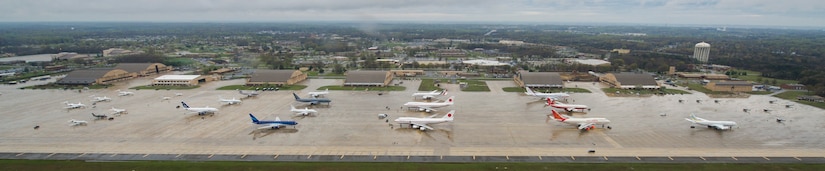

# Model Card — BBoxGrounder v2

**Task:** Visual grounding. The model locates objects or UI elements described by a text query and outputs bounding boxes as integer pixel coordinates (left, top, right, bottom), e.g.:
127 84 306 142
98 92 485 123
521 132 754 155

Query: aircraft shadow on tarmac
392 125 454 142
249 128 298 140
183 113 216 123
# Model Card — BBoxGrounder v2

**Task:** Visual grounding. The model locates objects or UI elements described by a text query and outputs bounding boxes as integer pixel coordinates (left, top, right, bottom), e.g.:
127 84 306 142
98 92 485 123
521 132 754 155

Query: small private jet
63 101 86 109
219 96 242 105
249 113 298 129
238 90 260 97
411 89 448 100
110 107 127 115
685 114 737 130
91 113 109 120
89 95 112 102
403 96 455 112
548 109 610 131
293 93 332 105
525 87 570 101
68 119 88 126
180 101 218 115
545 98 589 112
116 89 135 96
394 110 455 131
308 88 330 98
290 105 318 116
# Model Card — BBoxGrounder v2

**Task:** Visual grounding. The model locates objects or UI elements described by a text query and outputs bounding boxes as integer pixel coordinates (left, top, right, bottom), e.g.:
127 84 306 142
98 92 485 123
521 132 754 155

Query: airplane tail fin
293 93 301 100
290 105 297 111
545 98 555 106
324 88 329 92
444 96 455 105
441 89 448 95
181 102 190 109
550 110 567 120
249 114 259 123
442 110 455 121
525 87 535 95
275 117 281 121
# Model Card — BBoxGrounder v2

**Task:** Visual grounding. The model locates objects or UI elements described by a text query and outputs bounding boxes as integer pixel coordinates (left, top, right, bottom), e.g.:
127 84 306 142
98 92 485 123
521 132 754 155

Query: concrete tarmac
1 76 825 161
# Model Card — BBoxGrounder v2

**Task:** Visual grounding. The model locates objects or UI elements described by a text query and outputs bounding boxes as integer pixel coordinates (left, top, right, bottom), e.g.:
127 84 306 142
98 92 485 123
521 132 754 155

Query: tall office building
693 42 710 63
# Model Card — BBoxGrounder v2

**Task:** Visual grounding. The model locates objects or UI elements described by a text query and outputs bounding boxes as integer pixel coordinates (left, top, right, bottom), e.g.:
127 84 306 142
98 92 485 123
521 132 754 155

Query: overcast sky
1 0 824 27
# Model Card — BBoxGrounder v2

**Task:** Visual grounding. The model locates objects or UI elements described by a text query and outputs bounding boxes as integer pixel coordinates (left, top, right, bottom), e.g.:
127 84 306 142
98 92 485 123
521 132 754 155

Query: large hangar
114 63 172 77
56 68 132 85
152 75 211 86
514 71 564 88
344 70 393 86
246 69 307 86
600 73 660 89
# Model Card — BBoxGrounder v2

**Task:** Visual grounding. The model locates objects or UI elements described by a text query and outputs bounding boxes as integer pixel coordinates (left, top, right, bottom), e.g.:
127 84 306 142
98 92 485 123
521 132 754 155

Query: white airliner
117 89 135 96
89 95 112 102
238 90 259 97
180 101 218 115
394 110 455 131
290 105 318 116
685 114 737 130
308 88 330 98
68 119 88 126
525 87 570 100
412 89 448 100
110 107 127 115
219 96 242 105
63 101 86 109
548 109 610 131
545 98 589 112
403 96 455 112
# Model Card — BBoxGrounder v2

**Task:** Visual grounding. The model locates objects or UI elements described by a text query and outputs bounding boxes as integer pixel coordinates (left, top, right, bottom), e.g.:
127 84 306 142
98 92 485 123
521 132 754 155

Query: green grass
130 85 200 90
746 91 775 95
419 79 448 91
216 84 307 90
730 69 798 86
602 87 692 95
459 79 490 92
502 87 592 93
21 83 111 90
2 160 825 171
773 91 825 110
318 85 406 91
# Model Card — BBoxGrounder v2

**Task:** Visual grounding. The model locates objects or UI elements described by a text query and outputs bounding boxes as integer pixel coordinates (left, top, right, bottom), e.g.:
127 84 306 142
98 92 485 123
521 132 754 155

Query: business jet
238 89 260 97
685 114 737 130
110 107 127 115
68 119 88 126
293 93 332 105
91 113 109 120
116 89 134 96
63 101 86 109
180 101 218 115
290 105 318 116
412 89 448 100
403 96 454 113
308 88 330 98
89 95 112 102
219 96 242 105
545 98 589 112
249 113 298 129
525 87 570 100
548 109 610 131
394 110 455 131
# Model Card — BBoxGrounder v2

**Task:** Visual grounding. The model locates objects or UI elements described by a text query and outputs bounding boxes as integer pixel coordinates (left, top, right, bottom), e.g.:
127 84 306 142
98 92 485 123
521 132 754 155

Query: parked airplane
412 89 448 100
89 95 112 102
545 98 589 112
63 101 86 109
685 114 737 130
219 96 242 105
292 93 332 105
548 109 610 131
308 88 330 98
110 107 127 115
68 119 88 126
394 110 455 131
238 90 260 97
249 113 298 129
180 101 218 115
525 87 570 100
403 96 455 112
290 105 318 116
116 89 134 96
91 113 109 120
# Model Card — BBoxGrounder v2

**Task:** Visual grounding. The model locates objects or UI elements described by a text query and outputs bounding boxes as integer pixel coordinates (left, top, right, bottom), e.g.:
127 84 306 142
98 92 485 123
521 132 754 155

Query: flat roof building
246 70 307 86
705 81 753 92
344 71 393 87
152 75 210 86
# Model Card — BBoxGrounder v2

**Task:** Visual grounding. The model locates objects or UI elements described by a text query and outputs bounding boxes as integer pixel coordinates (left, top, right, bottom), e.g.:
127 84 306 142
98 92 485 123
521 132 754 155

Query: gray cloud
1 0 823 27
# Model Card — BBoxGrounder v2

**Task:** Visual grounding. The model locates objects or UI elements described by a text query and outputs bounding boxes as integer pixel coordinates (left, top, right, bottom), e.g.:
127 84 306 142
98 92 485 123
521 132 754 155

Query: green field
458 79 490 92
502 87 592 93
216 84 307 90
729 70 798 86
2 160 825 171
773 91 825 110
317 85 406 91
419 79 448 91
602 87 691 95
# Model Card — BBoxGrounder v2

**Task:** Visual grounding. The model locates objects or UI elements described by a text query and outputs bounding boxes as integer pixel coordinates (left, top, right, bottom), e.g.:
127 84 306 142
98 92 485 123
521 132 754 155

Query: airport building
114 63 172 77
344 70 393 87
677 73 730 80
56 68 132 85
245 69 307 86
705 81 753 92
390 70 425 77
600 73 660 89
152 75 211 86
514 71 564 88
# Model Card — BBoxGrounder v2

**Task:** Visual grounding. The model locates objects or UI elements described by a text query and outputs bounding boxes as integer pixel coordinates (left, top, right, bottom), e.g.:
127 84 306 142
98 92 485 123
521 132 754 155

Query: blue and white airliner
249 113 298 130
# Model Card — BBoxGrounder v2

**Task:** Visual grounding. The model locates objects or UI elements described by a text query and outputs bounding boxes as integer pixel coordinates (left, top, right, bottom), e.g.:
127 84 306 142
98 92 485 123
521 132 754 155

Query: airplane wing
710 124 730 130
419 107 437 112
577 122 596 130
257 123 284 130
427 113 439 118
410 122 434 130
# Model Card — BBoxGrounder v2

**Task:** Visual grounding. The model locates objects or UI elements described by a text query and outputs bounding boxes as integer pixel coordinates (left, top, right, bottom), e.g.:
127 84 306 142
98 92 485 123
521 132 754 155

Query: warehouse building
600 73 660 89
56 68 132 85
344 71 393 86
246 70 307 86
514 71 564 88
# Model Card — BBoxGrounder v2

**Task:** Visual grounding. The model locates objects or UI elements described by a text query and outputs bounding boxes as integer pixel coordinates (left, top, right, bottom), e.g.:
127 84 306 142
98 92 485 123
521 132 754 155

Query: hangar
114 63 172 77
152 75 212 86
344 70 393 86
705 81 753 92
246 70 307 86
56 68 132 85
600 73 660 89
514 71 564 88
